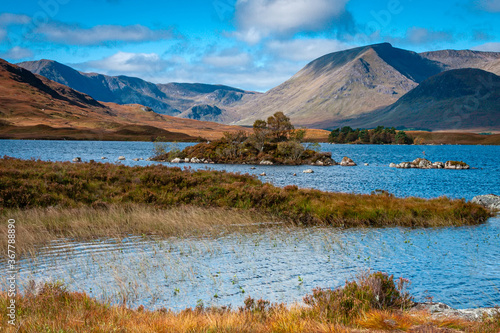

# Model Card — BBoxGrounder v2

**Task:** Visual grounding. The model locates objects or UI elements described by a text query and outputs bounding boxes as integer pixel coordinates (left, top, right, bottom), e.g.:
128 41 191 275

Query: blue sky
0 0 499 91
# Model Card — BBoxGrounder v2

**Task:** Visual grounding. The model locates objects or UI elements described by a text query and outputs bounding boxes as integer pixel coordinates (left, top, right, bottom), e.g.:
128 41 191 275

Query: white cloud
36 23 176 45
203 50 252 67
0 13 30 26
472 42 500 52
267 38 352 61
234 0 350 43
1 46 34 60
80 52 169 75
406 27 453 44
478 0 500 12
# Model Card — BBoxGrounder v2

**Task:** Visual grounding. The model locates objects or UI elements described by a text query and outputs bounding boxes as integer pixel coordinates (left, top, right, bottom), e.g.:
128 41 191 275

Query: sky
0 0 499 91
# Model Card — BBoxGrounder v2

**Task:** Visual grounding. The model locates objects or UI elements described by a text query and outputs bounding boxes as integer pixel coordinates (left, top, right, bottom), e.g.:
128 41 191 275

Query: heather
0 157 490 230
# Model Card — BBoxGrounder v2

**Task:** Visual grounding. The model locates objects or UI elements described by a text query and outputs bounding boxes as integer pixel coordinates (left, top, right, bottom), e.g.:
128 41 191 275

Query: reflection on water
3 217 499 310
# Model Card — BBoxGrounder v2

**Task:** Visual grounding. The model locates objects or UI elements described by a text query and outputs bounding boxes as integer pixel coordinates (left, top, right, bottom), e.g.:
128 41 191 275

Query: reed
0 204 274 256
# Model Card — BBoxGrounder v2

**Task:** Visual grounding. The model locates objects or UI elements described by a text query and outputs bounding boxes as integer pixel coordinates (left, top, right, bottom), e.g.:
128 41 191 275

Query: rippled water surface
1 140 499 309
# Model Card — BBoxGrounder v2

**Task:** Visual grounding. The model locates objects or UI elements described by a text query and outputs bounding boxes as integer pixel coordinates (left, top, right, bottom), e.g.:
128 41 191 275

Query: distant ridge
17 59 257 117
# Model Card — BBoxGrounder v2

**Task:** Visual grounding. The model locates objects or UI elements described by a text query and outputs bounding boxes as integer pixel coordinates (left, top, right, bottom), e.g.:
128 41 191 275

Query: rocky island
152 112 339 166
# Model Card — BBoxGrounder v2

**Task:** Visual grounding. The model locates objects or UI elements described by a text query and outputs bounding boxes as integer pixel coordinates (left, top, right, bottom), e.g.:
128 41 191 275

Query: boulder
445 161 470 170
190 157 201 163
250 167 256 170
315 160 324 166
471 194 500 211
72 157 82 163
184 158 190 163
412 158 432 169
260 160 274 165
118 156 126 161
364 163 369 166
340 157 356 166
389 163 397 168
303 169 314 173
101 157 107 160
145 158 152 161
293 173 297 176
396 162 412 169
171 158 182 163
132 158 139 161
431 162 444 169
260 172 266 176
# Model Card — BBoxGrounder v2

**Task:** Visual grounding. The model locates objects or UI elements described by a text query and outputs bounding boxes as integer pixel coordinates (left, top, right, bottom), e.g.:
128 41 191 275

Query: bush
303 272 413 324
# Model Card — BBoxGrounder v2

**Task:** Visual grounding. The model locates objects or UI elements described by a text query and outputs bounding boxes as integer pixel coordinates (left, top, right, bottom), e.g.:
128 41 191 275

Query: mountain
0 59 250 140
420 49 500 76
17 59 257 117
335 68 500 131
230 43 444 127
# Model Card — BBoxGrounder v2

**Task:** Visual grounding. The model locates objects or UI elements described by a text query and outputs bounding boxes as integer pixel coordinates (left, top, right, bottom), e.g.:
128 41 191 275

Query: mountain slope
420 49 500 76
0 59 250 140
232 43 443 127
17 59 257 117
335 68 500 131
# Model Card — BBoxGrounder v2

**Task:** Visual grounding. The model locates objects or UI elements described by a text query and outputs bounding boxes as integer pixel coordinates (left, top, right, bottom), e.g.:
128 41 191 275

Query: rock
315 160 324 166
171 158 182 163
445 161 470 170
139 158 144 161
260 160 273 165
340 157 356 166
184 158 190 163
101 157 107 160
411 302 500 322
141 106 153 112
190 157 201 163
396 162 412 169
303 169 314 173
145 158 152 161
72 157 82 163
431 161 444 169
260 172 266 176
132 158 139 161
471 194 500 211
364 163 369 166
413 158 432 169
250 167 256 170
293 173 297 176
389 163 397 168
118 156 126 161
323 158 336 166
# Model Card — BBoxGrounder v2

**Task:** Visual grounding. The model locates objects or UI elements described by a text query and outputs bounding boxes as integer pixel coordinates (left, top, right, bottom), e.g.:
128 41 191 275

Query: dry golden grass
1 285 498 333
0 205 276 256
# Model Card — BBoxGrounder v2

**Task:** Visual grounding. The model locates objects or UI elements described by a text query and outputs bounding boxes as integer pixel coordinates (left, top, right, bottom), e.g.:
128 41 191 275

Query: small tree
267 112 294 142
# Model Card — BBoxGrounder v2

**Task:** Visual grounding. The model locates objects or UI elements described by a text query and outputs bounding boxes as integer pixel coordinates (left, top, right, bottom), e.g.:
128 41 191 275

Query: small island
152 112 336 165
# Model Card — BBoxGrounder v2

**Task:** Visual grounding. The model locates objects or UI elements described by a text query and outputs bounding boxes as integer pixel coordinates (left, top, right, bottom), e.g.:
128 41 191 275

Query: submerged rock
340 157 356 166
303 169 314 173
471 194 500 211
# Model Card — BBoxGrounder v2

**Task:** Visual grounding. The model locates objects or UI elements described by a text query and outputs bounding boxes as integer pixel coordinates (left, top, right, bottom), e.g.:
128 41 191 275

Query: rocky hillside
231 43 443 128
336 68 500 131
17 59 257 117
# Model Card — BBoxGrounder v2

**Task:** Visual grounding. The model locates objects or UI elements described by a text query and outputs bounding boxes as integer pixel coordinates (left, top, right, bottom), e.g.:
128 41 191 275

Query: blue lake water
1 140 499 310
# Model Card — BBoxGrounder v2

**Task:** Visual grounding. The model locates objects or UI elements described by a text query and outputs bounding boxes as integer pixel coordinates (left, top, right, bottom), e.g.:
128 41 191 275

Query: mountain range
12 43 500 132
0 59 248 141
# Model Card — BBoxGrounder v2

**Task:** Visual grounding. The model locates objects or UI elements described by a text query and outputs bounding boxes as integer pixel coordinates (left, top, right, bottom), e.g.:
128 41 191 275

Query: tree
395 131 413 144
251 119 269 152
267 112 294 142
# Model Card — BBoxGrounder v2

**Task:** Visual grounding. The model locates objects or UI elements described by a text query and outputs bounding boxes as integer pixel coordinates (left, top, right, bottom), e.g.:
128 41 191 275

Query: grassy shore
1 272 498 332
0 157 490 229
